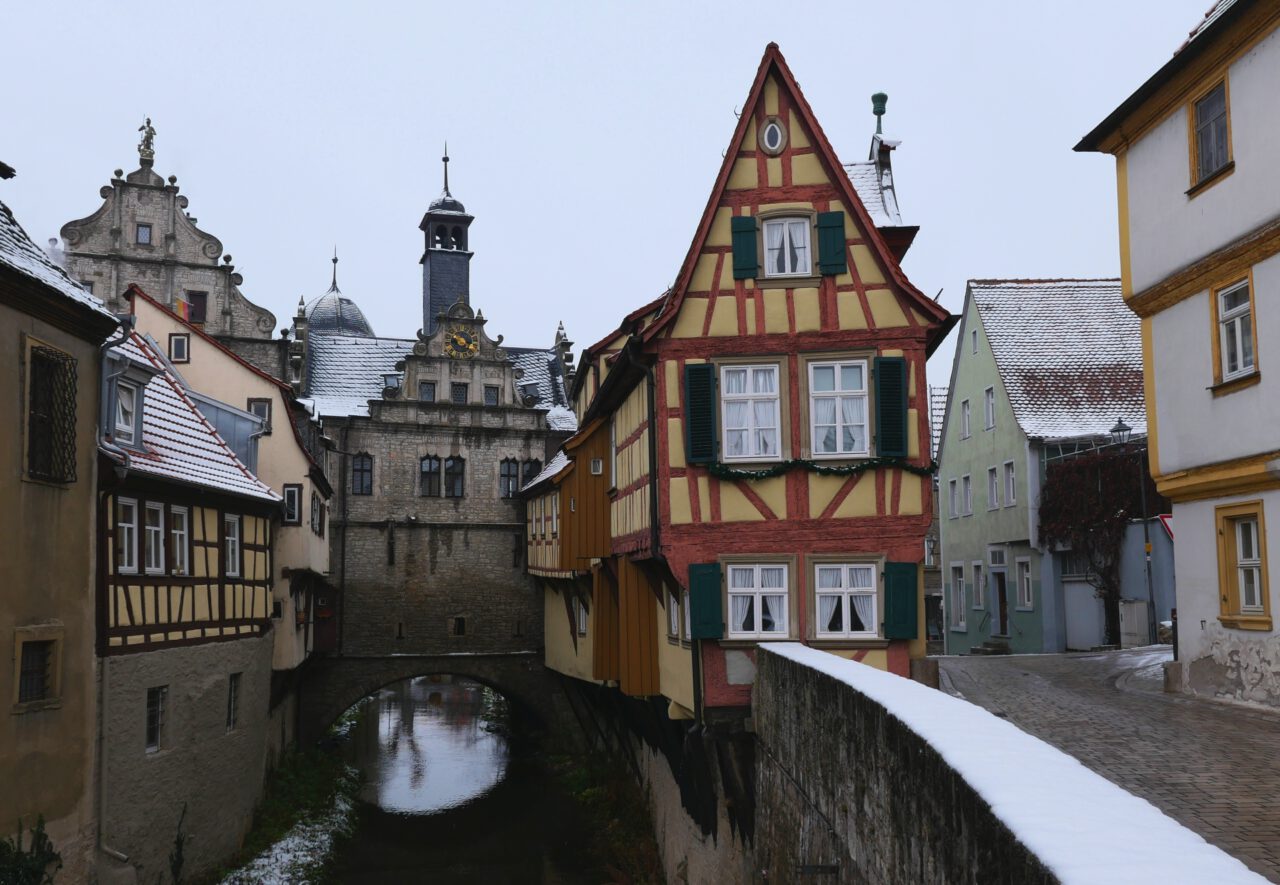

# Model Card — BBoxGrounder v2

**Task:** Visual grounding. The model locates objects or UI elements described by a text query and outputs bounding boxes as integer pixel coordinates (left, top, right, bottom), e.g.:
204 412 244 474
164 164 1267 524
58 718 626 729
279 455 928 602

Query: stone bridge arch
298 652 561 744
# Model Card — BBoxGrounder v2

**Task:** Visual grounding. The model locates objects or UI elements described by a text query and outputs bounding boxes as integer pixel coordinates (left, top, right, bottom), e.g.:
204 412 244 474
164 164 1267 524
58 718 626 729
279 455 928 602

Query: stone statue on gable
138 117 156 160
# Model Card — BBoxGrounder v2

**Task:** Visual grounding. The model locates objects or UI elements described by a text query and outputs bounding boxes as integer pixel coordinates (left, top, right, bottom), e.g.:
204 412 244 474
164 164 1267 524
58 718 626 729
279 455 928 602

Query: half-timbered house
96 330 281 882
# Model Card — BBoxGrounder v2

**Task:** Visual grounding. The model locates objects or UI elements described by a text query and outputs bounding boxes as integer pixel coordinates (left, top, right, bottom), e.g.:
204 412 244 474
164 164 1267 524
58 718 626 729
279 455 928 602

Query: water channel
328 675 603 883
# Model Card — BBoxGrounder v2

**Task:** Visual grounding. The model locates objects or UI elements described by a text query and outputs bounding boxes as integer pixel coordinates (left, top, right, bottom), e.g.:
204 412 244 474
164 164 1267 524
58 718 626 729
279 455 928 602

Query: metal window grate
18 640 53 702
27 346 78 483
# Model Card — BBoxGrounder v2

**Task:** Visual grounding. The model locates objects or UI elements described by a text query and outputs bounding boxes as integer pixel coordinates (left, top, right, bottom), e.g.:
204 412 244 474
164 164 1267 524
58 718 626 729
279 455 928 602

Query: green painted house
937 279 1144 655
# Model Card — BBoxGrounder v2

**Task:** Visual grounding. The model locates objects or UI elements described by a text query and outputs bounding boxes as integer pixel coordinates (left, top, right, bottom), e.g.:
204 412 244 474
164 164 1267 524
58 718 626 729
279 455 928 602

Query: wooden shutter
731 216 758 280
883 561 918 640
684 364 718 465
816 211 847 275
688 563 723 639
874 356 908 457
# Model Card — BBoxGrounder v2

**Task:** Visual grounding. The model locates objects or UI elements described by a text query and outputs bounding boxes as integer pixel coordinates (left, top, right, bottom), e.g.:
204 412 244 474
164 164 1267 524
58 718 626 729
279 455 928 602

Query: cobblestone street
939 648 1280 882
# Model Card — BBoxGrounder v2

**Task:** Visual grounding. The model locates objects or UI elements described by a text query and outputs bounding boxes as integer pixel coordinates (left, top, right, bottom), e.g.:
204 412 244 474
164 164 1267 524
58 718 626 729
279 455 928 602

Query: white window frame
962 475 972 515
987 466 1000 510
971 329 978 354
145 685 167 752
948 479 958 519
224 515 241 578
949 564 967 630
814 563 878 638
808 360 869 458
989 547 1007 568
668 590 681 638
170 506 189 576
1016 557 1033 609
960 399 971 439
1218 280 1254 381
682 591 691 642
972 561 985 610
169 334 189 363
720 364 782 462
1236 517 1264 611
983 387 995 430
761 217 812 277
144 502 165 575
609 420 617 489
551 492 560 538
576 598 588 636
117 497 138 574
726 563 790 639
115 381 138 445
1004 460 1016 506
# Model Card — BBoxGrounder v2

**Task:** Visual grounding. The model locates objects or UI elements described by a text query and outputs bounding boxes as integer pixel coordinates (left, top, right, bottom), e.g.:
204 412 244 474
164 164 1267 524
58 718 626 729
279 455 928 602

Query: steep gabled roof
969 279 1144 441
0 198 115 322
104 333 279 502
644 43 950 346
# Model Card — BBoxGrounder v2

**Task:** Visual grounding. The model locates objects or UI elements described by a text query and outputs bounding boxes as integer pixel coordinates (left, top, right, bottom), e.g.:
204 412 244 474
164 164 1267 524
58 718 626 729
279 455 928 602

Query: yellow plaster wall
837 292 868 329
763 291 790 333
851 245 885 285
656 597 695 711
727 158 759 191
543 587 595 682
866 290 908 327
706 208 733 247
790 153 828 187
718 482 765 522
669 478 692 525
672 299 708 339
793 288 821 332
707 296 738 337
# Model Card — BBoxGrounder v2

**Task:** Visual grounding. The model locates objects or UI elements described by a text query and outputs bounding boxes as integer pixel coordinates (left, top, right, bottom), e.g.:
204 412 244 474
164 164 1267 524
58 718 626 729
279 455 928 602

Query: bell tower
419 146 475 337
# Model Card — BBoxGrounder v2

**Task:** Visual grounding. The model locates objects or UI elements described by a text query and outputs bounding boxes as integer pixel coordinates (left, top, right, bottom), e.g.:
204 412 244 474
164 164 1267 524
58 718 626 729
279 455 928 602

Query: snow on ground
218 767 357 885
760 643 1268 885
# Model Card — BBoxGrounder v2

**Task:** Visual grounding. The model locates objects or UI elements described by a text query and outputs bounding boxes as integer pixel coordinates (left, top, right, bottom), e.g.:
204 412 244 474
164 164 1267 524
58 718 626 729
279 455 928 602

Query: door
1064 580 1105 650
994 571 1009 636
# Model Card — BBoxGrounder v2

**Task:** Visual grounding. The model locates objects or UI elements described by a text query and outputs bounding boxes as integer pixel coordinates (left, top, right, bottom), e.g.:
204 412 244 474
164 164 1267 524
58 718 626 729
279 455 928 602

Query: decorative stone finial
137 117 156 163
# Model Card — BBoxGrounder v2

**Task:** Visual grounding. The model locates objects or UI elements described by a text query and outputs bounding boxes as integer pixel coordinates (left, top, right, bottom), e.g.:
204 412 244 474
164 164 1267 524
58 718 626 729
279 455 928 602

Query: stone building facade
59 126 283 375
294 166 574 674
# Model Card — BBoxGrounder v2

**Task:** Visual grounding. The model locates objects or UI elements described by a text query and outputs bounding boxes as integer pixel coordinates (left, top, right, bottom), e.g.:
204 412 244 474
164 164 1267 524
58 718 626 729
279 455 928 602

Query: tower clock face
444 326 479 359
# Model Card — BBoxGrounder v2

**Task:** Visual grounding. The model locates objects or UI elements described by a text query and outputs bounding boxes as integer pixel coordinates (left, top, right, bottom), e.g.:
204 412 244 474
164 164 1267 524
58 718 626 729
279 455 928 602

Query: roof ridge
968 277 1121 284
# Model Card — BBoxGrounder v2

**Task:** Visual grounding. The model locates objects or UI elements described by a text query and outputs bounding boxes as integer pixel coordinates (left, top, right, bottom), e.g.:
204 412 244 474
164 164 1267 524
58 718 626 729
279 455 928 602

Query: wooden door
995 572 1009 636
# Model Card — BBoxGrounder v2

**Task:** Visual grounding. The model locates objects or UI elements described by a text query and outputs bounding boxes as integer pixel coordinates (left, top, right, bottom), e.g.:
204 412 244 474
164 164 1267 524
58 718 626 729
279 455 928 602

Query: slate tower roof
419 149 474 337
304 254 376 338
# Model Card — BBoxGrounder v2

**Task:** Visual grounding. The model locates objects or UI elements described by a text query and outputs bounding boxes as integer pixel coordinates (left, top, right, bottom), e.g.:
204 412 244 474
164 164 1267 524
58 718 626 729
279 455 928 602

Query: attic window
762 218 811 277
115 382 139 445
135 223 152 246
759 117 787 156
168 334 189 363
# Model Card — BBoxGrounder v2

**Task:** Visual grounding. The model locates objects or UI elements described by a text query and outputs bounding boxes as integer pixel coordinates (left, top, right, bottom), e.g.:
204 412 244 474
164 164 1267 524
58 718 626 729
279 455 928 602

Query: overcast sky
3 1 1210 381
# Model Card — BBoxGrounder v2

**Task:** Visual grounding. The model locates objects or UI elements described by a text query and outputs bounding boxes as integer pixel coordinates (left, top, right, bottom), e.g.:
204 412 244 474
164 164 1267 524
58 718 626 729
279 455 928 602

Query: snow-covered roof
929 385 948 461
760 644 1267 885
520 449 571 494
970 279 1144 441
305 287 376 338
105 334 279 502
1181 0 1239 51
0 198 115 321
508 346 578 431
305 333 416 418
843 135 904 227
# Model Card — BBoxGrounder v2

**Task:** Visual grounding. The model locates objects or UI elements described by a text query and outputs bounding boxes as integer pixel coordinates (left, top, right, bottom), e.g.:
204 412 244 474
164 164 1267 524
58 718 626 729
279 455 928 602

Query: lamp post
1110 418 1157 646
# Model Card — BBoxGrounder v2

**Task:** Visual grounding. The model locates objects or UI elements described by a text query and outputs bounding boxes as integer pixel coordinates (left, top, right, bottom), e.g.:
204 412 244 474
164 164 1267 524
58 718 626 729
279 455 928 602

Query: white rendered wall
1126 26 1280 294
1151 251 1280 474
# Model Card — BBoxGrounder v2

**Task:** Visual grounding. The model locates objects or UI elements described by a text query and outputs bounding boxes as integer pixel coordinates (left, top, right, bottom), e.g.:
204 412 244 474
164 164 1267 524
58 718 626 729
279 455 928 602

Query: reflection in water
348 676 507 814
333 676 598 884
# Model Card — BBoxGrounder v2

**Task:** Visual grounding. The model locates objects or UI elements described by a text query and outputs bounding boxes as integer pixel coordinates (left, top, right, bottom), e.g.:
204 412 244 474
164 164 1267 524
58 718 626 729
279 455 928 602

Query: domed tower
419 147 474 337
304 251 376 337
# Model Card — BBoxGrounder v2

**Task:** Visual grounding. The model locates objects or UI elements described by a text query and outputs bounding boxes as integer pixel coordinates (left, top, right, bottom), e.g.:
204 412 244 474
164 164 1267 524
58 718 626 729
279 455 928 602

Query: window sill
721 457 785 467
808 637 888 649
1209 371 1260 398
720 636 790 648
1186 160 1235 198
758 273 823 288
1219 614 1272 631
11 698 61 715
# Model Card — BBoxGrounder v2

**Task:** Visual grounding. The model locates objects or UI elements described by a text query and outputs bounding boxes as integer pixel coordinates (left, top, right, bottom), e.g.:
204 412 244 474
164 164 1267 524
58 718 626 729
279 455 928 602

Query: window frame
12 626 63 712
443 456 466 498
115 381 139 446
1188 78 1232 190
948 479 958 519
1216 500 1271 630
971 329 978 354
551 491 560 537
146 685 168 752
421 456 442 497
719 363 783 463
983 387 996 430
144 502 165 575
184 291 209 324
484 385 500 406
949 563 967 631
806 359 870 459
450 382 469 405
224 514 242 578
226 672 241 732
135 222 153 246
1016 557 1033 610
247 398 272 435
725 561 792 640
961 474 972 516
24 339 78 484
972 561 985 610
169 505 190 575
351 453 373 496
667 589 681 640
116 497 139 574
960 399 971 439
1004 460 1016 506
1211 276 1258 386
987 466 1000 511
418 380 437 402
812 562 880 639
499 458 521 498
760 216 813 278
282 485 302 526
576 598 588 637
168 333 189 364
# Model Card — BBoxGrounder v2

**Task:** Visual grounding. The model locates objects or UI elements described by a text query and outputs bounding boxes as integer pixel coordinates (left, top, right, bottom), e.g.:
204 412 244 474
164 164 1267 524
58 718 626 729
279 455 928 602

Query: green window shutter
883 561 918 640
816 211 847 275
684 364 718 465
689 563 723 639
874 356 908 457
731 216 758 280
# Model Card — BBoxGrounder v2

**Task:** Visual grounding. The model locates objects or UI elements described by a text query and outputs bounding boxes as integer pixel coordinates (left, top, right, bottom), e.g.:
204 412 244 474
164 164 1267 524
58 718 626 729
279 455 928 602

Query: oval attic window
761 119 786 155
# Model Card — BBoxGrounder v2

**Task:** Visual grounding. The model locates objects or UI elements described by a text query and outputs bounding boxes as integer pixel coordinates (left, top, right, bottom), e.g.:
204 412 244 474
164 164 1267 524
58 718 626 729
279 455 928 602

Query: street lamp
1109 418 1156 645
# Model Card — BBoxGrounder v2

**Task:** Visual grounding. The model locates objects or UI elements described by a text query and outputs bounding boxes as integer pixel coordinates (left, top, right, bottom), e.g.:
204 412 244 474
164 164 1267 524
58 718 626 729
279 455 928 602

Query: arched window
352 453 373 496
499 458 520 498
444 456 466 498
451 226 465 250
434 225 448 249
522 459 542 487
420 456 441 497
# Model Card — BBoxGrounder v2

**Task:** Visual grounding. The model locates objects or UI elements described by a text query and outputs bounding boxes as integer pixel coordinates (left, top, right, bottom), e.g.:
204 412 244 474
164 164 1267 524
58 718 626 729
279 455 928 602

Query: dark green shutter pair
730 212 848 280
688 561 918 640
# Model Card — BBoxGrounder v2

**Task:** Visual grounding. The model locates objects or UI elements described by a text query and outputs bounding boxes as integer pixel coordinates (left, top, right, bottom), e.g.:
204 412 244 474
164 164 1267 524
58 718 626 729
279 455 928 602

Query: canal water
328 675 601 883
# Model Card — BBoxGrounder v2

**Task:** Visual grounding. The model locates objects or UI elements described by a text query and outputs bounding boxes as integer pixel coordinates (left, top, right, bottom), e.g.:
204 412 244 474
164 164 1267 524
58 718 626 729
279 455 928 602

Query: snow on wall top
106 334 279 502
0 198 115 321
759 643 1268 885
971 279 1145 441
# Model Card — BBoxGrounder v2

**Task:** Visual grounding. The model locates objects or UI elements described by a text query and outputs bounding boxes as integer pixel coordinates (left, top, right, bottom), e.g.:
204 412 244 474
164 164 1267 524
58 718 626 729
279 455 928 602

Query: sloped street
939 649 1280 882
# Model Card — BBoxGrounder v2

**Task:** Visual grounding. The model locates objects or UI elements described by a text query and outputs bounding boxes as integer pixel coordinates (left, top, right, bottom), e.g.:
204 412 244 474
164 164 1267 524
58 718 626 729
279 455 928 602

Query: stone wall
97 635 273 884
753 646 1056 884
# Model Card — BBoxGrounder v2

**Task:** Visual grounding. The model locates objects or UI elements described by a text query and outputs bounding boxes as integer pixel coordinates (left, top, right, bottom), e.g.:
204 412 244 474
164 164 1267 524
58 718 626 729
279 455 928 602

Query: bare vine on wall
1038 447 1167 646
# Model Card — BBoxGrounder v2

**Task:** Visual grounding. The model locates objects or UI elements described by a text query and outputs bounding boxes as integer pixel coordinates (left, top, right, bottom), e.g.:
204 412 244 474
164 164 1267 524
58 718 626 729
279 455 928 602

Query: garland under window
706 456 937 482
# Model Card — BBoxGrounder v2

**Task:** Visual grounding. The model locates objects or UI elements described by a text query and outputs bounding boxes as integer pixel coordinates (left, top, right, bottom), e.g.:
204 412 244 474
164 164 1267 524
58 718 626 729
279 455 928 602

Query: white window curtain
850 593 875 633
819 595 842 633
786 220 810 274
766 222 785 275
731 595 753 633
811 362 868 456
722 366 780 461
841 396 866 452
